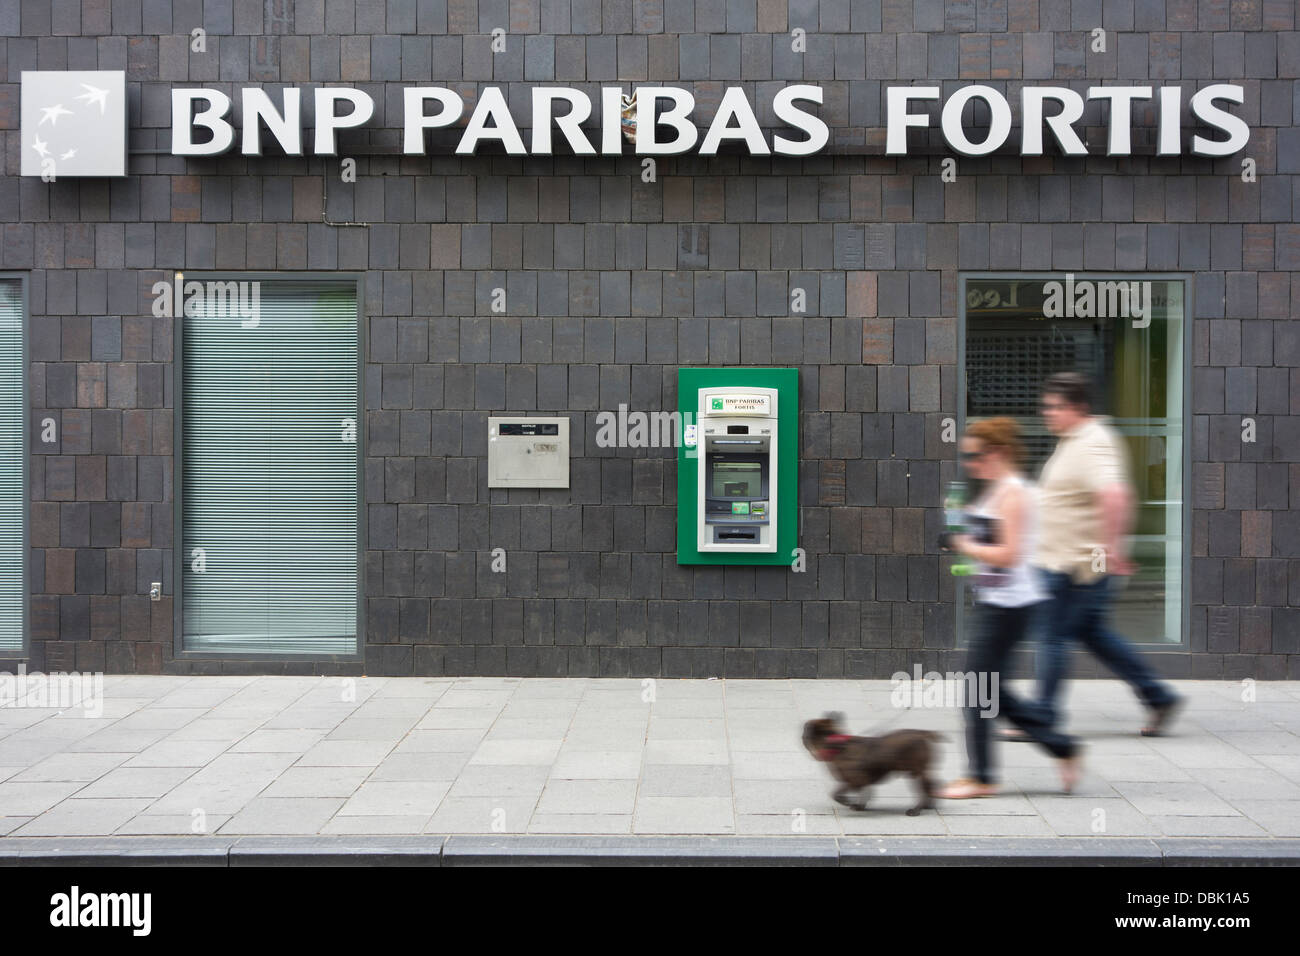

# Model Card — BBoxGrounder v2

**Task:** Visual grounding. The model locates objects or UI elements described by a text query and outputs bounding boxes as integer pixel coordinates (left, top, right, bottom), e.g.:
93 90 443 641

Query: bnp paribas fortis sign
21 70 1252 178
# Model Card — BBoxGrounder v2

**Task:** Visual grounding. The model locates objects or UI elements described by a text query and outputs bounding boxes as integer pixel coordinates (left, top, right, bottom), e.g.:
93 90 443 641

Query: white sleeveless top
967 474 1047 608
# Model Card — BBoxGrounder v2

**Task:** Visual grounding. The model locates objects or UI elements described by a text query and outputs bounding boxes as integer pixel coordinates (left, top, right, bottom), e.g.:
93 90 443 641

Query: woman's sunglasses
959 450 985 462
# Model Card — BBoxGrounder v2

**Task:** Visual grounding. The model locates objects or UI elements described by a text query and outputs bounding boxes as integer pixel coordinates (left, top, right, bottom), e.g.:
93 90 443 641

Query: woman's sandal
936 778 999 799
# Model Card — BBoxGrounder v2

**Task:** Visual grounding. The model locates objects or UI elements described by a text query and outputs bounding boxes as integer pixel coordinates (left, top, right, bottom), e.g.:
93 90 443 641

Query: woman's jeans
1033 571 1179 730
965 601 1077 785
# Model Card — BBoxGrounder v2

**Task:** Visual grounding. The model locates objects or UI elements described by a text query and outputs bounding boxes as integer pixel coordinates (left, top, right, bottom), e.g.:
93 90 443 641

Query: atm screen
712 462 762 498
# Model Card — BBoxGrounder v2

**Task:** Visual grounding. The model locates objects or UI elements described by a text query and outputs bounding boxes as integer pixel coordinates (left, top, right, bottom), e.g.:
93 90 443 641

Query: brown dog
802 713 943 815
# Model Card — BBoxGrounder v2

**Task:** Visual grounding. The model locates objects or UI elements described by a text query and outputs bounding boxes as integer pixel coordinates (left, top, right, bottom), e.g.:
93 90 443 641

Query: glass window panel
962 276 1184 644
0 280 23 654
181 281 360 655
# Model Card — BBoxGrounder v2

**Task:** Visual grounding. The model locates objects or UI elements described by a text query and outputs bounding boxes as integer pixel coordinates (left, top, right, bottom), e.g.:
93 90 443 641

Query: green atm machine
677 368 798 565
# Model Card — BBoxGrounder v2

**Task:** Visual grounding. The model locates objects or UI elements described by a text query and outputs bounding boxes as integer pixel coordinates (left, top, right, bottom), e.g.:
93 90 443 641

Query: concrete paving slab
560 724 650 750
941 813 1057 836
261 766 370 798
550 750 642 779
168 718 268 740
468 739 563 765
733 778 836 814
446 765 550 798
337 781 450 816
1026 795 1155 835
1111 781 1244 817
124 738 234 767
392 729 485 752
414 707 502 730
424 797 538 834
115 814 233 835
297 740 397 767
632 796 736 833
327 718 421 741
1232 800 1300 837
737 812 842 834
13 798 153 836
537 779 638 815
10 752 133 783
228 728 326 752
643 739 729 764
367 752 471 782
498 699 581 719
639 764 733 798
219 798 346 835
0 781 88 816
77 767 197 799
527 813 634 834
320 815 433 835
482 717 573 740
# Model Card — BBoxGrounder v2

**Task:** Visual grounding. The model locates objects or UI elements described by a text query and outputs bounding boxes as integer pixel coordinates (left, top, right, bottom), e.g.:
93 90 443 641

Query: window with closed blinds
180 280 360 655
0 279 23 654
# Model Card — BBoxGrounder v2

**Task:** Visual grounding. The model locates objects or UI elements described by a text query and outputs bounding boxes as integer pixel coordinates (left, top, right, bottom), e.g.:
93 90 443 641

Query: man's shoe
1141 695 1184 737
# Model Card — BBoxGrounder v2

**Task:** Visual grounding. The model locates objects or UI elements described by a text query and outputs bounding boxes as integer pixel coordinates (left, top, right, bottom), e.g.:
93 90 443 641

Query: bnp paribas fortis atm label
708 394 771 416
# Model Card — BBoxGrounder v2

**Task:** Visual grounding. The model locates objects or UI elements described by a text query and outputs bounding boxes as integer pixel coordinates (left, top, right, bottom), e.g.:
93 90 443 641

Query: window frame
0 272 28 662
956 271 1193 652
172 272 366 663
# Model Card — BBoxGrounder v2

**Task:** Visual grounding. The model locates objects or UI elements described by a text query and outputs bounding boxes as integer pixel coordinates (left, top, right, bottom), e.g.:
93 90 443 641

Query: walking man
1013 372 1183 738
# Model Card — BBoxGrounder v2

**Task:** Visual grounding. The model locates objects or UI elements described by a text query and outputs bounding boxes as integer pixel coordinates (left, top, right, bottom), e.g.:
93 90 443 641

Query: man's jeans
1034 570 1178 729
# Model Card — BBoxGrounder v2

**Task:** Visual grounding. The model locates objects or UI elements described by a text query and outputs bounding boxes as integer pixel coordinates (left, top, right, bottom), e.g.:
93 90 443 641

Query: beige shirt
1035 416 1131 583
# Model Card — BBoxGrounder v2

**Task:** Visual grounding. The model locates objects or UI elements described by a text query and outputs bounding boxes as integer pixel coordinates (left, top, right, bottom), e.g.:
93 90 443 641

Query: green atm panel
677 367 798 566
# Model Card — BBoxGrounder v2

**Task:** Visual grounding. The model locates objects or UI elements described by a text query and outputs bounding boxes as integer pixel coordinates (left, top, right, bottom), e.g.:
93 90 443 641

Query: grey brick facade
3 0 1298 679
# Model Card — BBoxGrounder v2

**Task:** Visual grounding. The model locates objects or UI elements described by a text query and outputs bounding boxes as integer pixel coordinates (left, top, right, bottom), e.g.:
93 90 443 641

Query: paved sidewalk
1 676 1298 845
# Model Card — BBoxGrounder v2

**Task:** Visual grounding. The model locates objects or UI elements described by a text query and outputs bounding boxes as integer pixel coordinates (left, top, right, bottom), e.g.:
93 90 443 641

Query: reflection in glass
963 277 1184 644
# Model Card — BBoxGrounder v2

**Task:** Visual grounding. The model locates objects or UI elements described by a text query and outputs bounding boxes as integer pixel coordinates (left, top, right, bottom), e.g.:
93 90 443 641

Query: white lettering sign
20 74 1253 172
886 83 1249 157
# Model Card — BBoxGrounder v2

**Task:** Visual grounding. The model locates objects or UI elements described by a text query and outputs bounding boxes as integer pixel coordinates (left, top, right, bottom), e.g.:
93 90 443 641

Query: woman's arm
958 485 1025 568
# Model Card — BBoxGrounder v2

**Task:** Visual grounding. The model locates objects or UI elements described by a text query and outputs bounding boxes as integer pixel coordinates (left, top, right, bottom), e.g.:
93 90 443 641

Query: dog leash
859 703 916 737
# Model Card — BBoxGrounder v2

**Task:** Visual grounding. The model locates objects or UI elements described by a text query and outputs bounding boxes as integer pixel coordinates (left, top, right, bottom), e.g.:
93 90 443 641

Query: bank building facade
0 0 1295 680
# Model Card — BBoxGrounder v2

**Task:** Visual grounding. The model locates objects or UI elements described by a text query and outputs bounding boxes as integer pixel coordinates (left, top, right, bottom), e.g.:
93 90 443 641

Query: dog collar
818 734 852 761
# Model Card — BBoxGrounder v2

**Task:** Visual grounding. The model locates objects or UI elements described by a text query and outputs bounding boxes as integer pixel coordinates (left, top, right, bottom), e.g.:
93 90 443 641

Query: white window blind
0 280 22 653
181 281 360 655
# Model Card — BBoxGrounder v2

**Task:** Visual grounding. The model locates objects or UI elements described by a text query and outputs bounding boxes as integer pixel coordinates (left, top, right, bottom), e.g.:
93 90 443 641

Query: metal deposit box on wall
487 417 570 488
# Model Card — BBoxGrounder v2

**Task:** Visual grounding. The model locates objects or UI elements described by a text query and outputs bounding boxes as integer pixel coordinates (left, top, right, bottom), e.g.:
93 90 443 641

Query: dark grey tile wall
3 0 1298 678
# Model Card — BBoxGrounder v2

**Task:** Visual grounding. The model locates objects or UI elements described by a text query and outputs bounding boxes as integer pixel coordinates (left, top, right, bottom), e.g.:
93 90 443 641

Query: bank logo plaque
20 71 127 177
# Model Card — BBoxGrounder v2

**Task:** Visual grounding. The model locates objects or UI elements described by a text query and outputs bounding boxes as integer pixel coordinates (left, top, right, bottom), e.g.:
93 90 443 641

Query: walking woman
937 418 1083 799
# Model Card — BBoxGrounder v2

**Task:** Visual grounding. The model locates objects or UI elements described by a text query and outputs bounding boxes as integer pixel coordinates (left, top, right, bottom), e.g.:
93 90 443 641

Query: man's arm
1090 424 1136 575
1098 480 1135 574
